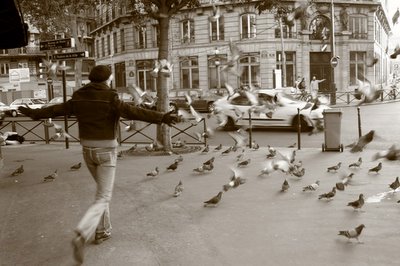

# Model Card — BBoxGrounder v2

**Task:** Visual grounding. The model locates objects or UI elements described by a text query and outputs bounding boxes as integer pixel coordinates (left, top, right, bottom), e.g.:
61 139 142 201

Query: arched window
309 15 330 41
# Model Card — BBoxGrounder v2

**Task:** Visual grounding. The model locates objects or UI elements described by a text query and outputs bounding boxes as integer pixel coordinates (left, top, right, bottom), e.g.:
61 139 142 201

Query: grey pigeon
43 170 58 182
302 180 320 192
166 161 179 171
389 176 400 191
338 224 365 243
347 130 375 152
11 165 24 176
204 191 223 207
281 179 290 192
327 162 341 172
70 162 82 170
318 187 336 200
348 157 362 168
173 181 184 197
347 194 365 211
368 162 382 174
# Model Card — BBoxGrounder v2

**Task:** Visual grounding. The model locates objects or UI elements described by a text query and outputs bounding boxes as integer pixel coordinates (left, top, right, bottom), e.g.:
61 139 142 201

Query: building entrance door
310 52 331 93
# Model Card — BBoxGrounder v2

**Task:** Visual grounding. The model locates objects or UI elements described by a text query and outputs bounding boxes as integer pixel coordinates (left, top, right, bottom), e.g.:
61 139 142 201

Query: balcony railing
1 46 44 56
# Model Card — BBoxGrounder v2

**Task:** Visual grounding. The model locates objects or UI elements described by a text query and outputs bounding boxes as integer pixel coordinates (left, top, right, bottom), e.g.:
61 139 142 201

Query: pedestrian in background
18 65 178 264
310 76 326 99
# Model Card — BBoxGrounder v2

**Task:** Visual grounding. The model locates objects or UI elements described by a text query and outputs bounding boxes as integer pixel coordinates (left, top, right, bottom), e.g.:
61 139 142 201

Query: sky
388 0 400 46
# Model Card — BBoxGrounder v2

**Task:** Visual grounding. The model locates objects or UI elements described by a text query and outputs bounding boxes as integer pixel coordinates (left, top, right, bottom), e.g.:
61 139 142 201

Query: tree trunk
156 16 171 151
279 17 287 87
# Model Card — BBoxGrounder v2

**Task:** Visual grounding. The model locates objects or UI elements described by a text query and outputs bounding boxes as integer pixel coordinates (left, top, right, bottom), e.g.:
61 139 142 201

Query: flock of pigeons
133 125 400 244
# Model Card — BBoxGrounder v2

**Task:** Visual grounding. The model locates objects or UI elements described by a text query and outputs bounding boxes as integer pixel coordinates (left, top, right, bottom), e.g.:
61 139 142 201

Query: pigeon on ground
223 168 246 191
193 165 205 173
237 158 251 167
251 141 260 150
389 176 400 191
368 162 382 174
203 157 215 166
202 162 214 171
287 142 296 148
336 173 354 191
281 179 290 192
166 161 179 171
173 181 184 197
347 194 365 211
236 153 244 162
349 157 362 168
292 167 305 178
146 167 159 177
70 162 82 171
347 130 375 153
201 145 209 153
11 165 24 176
327 162 341 172
302 180 320 192
266 145 276 158
338 224 365 243
43 170 58 182
214 144 222 151
203 191 223 207
318 187 336 200
221 146 232 155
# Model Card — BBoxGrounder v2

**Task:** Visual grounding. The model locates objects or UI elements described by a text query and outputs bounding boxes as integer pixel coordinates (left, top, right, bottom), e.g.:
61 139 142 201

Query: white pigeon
302 180 320 192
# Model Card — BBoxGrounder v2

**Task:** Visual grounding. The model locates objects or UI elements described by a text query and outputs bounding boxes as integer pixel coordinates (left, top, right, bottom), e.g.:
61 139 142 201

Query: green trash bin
322 108 343 152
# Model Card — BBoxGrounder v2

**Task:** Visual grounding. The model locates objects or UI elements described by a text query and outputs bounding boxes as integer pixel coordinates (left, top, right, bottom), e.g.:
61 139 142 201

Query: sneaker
71 234 85 264
94 232 111 244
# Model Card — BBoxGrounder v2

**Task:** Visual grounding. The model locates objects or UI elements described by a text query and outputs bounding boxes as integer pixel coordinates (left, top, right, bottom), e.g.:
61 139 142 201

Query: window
152 25 160 48
136 26 147 49
180 57 199 89
0 49 7 54
240 13 256 39
349 15 367 39
0 63 9 75
96 39 100 58
350 51 366 85
276 51 296 87
101 37 105 57
210 16 224 41
120 29 125 51
18 62 28 68
181 19 194 44
136 60 157 92
239 54 260 87
114 62 126 88
107 35 111 55
275 17 297 39
113 32 118 54
309 15 330 41
208 55 227 89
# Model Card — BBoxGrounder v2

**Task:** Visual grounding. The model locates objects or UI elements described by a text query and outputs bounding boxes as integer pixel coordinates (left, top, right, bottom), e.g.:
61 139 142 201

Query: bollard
202 118 207 146
248 110 252 148
297 108 301 150
357 107 362 138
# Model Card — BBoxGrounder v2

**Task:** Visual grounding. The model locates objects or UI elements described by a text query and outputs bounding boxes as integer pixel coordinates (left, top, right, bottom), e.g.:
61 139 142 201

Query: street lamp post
330 0 337 105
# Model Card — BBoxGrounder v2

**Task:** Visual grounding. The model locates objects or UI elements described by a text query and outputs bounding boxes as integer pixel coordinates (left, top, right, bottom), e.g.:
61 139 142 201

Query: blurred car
213 89 330 131
0 102 11 116
43 96 72 107
9 98 47 117
169 94 218 113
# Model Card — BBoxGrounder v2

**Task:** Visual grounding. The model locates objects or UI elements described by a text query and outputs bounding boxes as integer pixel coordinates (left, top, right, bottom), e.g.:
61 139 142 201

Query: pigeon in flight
209 3 221 22
42 59 70 81
237 158 251 168
355 80 381 105
372 144 400 161
347 130 375 153
338 224 365 243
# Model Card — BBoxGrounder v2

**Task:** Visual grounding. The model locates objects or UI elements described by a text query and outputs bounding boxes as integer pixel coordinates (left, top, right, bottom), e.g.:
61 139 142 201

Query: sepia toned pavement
1 142 400 266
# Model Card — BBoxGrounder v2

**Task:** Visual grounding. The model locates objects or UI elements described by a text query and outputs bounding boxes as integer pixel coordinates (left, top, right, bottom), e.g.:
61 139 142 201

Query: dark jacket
29 82 164 141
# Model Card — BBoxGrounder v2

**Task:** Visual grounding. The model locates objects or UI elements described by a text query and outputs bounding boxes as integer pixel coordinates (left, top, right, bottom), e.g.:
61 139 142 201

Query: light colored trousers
76 146 117 241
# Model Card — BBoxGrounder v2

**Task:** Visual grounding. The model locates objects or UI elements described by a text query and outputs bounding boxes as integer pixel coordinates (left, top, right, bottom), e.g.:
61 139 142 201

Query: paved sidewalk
1 143 400 266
